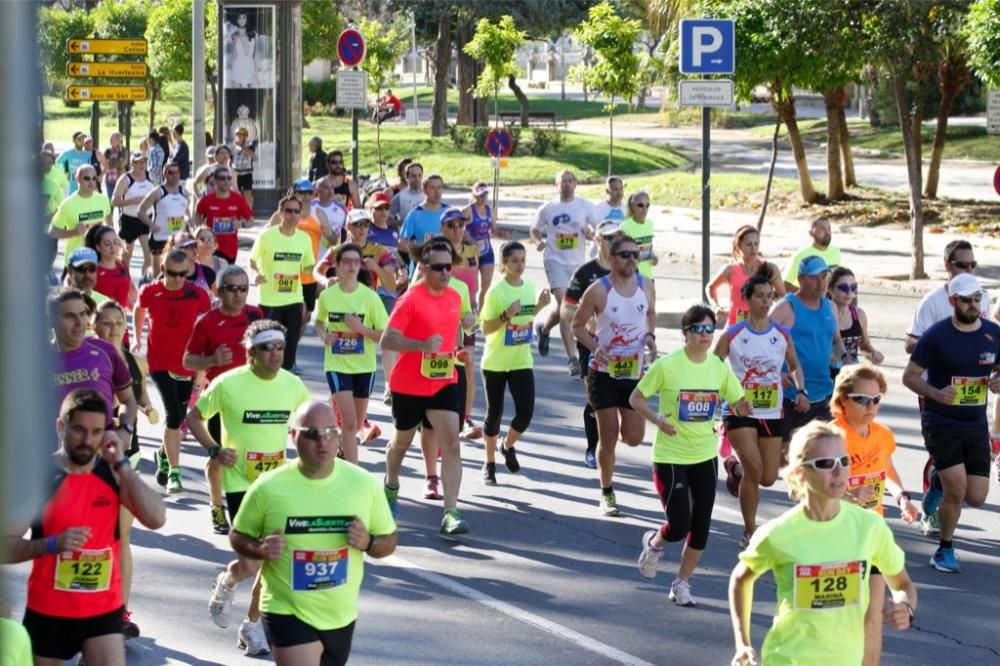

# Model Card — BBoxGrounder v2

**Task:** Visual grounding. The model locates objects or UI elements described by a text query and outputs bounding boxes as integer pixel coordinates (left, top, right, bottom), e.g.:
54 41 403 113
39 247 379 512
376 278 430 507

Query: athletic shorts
391 382 461 431
478 241 495 266
543 257 576 291
214 248 237 265
148 237 167 255
150 370 195 430
922 423 990 477
781 397 831 441
463 332 476 348
118 214 148 243
303 282 318 313
326 371 375 399
577 342 591 379
225 491 246 524
723 415 783 439
23 605 125 661
261 614 355 665
236 172 253 192
586 371 638 411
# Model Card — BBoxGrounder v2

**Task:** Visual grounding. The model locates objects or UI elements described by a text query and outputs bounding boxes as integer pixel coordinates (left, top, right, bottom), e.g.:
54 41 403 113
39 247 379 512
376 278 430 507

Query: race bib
952 376 987 406
734 308 748 323
477 238 490 254
677 390 719 422
504 322 532 346
793 561 864 610
290 548 349 591
849 471 886 511
555 233 579 251
167 216 186 233
245 450 285 483
608 353 641 380
330 331 364 355
635 238 653 260
274 273 299 294
421 351 454 380
745 381 779 411
54 548 112 592
212 218 235 234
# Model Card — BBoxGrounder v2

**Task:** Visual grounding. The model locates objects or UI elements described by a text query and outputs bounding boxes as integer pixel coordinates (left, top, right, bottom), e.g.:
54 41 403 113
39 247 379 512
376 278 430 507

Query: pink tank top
727 260 763 327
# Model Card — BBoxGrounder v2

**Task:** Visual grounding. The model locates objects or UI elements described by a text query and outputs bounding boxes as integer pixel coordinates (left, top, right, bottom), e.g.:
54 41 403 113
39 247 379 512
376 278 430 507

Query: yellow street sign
66 86 148 102
66 38 148 55
66 62 148 78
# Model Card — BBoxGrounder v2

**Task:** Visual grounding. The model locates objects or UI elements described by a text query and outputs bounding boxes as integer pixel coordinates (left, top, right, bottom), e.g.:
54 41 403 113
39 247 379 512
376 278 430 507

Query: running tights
652 458 718 551
482 368 534 437
261 303 304 371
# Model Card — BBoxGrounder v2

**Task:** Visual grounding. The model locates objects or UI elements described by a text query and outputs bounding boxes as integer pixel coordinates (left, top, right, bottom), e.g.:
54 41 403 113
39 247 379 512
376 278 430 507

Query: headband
249 329 285 348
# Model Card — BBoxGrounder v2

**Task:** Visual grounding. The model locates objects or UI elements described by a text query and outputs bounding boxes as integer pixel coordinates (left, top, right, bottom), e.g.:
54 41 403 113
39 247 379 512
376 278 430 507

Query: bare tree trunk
823 88 845 200
774 94 817 204
455 17 475 126
608 100 614 177
757 118 781 232
147 81 159 132
893 72 925 279
925 55 970 199
837 104 855 187
508 75 529 128
430 13 451 137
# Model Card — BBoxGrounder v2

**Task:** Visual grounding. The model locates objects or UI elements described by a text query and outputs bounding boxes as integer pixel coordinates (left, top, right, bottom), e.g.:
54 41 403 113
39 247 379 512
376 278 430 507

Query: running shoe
423 475 443 500
739 531 753 549
208 572 235 628
499 439 520 473
461 419 483 440
211 505 230 535
637 530 662 579
383 387 393 406
567 357 581 377
153 448 169 487
920 512 941 536
384 481 399 518
669 578 697 607
724 455 742 498
930 547 961 573
536 323 550 357
291 363 301 376
584 449 597 469
121 609 140 640
167 468 184 494
237 619 270 656
600 491 620 517
440 508 470 535
922 466 943 517
359 419 382 444
482 462 497 486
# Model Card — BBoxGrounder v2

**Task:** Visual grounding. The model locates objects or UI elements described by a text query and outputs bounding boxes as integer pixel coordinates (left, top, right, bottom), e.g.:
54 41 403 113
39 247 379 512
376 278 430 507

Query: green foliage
359 17 409 94
964 0 1000 87
570 2 643 104
145 0 219 83
91 0 149 41
304 77 338 105
37 6 94 92
301 1 343 64
448 124 520 153
527 128 565 156
463 16 527 101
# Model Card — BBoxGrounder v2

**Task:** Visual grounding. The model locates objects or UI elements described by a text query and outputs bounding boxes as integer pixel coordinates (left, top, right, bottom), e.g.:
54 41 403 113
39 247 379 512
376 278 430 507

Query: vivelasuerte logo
285 515 353 534
242 410 291 424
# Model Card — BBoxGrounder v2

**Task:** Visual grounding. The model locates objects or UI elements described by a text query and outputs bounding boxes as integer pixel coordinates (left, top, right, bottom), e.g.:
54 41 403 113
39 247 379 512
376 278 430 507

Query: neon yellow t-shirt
232 460 396 630
0 618 32 666
481 278 536 372
449 277 473 368
250 226 316 307
620 217 655 279
196 365 312 493
784 245 841 288
42 173 64 217
636 348 744 464
740 502 905 666
316 282 388 374
51 191 111 255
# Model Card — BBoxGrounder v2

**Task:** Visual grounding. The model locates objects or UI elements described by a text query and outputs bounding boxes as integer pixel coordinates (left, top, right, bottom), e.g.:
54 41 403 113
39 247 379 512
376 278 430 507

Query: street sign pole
702 106 710 303
352 106 359 181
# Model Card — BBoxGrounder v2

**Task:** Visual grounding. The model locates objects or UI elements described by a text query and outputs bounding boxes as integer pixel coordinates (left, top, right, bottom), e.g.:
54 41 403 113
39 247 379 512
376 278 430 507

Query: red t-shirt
138 281 211 375
186 305 265 382
386 95 402 112
386 282 461 396
28 459 122 618
96 262 132 308
195 192 253 260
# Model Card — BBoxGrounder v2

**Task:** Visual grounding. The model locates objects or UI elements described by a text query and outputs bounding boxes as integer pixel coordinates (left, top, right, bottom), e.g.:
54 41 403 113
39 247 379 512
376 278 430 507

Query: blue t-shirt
55 149 92 193
400 204 450 247
911 317 1000 428
787 294 837 401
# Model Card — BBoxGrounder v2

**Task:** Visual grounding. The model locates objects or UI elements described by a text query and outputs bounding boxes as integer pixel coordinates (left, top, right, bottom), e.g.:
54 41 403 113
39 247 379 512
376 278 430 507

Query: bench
497 111 566 129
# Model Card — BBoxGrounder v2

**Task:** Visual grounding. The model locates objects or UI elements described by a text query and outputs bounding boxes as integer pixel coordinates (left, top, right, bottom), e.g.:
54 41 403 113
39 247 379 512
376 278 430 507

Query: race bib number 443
291 548 349 591
677 391 719 422
793 561 864 610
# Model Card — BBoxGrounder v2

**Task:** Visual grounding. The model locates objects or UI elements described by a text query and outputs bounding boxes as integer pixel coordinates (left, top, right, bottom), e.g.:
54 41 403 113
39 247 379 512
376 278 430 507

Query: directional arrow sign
66 86 148 102
66 38 148 55
679 19 735 75
66 62 148 78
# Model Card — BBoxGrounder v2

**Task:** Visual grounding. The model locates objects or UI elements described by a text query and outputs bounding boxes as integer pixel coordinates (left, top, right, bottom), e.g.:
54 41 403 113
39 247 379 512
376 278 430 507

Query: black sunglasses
255 342 285 352
951 260 977 270
221 284 249 293
282 208 302 214
633 203 649 208
73 264 97 273
428 263 453 273
685 323 716 335
613 250 641 260
165 269 187 278
957 294 982 304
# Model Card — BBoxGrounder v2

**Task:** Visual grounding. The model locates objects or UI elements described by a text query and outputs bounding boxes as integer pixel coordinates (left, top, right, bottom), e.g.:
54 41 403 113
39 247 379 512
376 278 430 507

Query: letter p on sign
679 19 735 75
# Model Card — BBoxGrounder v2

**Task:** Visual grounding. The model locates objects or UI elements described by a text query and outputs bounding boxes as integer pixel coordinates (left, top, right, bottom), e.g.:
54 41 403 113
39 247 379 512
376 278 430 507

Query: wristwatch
207 445 222 459
112 457 130 471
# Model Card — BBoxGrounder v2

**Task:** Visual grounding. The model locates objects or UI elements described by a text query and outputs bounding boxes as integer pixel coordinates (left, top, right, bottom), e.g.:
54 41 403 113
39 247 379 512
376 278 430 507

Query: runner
783 216 841 293
315 243 389 463
132 249 212 493
729 421 917 666
619 190 659 281
380 239 468 534
195 165 254 265
320 150 361 210
250 195 316 372
183 266 264 535
86 225 136 311
531 169 598 376
388 161 424 227
48 165 112 260
168 231 216 295
461 181 499 308
232 128 256 210
55 131 92 194
631 305 749 604
310 178 348 251
592 176 627 224
229 400 397 666
561 220 621 468
706 225 785 327
187 320 311 655
902 273 999 573
399 173 450 268
830 364 919 664
713 270 806 546
4 389 165 665
827 267 884 374
192 145 232 206
138 158 190 280
573 235 656 516
63 247 111 314
479 241 549 484
193 225 229 278
366 191 407 406
110 152 155 279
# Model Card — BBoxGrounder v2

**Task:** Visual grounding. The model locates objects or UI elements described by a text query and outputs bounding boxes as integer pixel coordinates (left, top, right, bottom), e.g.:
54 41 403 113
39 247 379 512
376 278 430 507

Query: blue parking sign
679 19 735 75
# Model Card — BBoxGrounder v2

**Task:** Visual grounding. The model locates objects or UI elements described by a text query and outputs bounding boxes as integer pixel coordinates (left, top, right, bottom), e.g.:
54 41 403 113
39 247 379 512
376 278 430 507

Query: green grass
578 171 801 211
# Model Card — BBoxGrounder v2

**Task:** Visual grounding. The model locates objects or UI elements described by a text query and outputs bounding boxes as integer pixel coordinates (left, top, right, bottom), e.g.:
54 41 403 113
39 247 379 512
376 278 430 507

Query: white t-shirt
593 201 627 223
907 283 992 338
390 189 424 224
531 197 598 267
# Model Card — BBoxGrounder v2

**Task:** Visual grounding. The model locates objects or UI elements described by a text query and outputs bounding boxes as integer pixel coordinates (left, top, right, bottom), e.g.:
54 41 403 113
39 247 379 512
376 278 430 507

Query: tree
37 6 94 95
91 0 149 134
572 1 642 176
301 0 343 65
430 12 452 137
964 0 1000 87
464 16 526 130
359 17 409 171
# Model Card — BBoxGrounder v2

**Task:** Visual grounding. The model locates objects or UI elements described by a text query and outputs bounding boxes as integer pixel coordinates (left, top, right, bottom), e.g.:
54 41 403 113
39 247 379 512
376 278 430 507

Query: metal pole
410 10 418 124
192 0 206 173
701 105 710 302
351 108 359 180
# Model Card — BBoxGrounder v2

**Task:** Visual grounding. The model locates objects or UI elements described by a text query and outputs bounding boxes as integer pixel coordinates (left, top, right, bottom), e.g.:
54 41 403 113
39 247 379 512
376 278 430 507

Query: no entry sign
337 29 366 67
485 129 513 158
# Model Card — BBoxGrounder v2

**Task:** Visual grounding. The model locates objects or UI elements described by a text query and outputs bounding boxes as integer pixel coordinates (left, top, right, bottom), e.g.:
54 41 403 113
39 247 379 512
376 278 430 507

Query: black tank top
122 348 144 457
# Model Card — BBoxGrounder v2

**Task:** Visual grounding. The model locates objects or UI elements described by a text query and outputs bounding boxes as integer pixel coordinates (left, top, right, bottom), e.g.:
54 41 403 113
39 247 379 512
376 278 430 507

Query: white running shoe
208 572 235 628
237 619 270 656
637 530 663 579
669 578 697 607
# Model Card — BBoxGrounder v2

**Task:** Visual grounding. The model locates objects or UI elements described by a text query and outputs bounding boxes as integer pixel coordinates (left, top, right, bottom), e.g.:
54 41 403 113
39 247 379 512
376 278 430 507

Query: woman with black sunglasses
827 267 883 378
729 421 917 666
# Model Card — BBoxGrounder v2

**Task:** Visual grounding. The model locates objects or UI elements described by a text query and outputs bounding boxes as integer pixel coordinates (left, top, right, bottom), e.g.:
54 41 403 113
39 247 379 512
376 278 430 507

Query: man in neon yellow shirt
231 399 397 665
187 320 311 656
47 164 112 262
783 216 840 292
